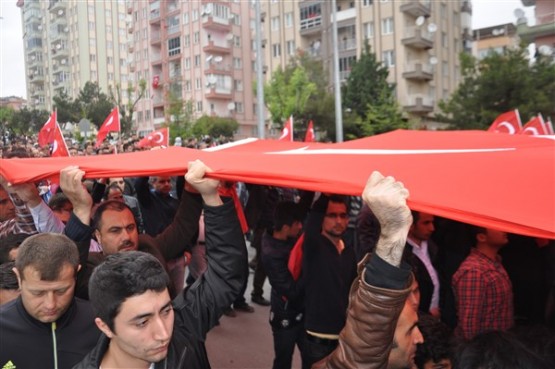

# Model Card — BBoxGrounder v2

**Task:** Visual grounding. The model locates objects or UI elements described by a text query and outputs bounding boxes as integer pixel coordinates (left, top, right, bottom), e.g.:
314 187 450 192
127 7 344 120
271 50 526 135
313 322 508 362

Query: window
108 72 114 81
105 9 112 18
234 79 243 91
120 58 125 67
286 40 296 56
194 54 200 67
363 0 373 6
234 35 241 47
184 79 191 91
232 13 241 25
440 3 446 18
196 101 203 112
285 12 293 28
233 57 242 69
382 50 395 67
272 43 281 57
168 37 181 56
185 57 191 69
235 102 244 113
183 12 189 24
192 9 198 21
339 56 355 72
107 41 113 49
364 22 374 39
271 16 280 31
442 61 449 76
184 35 190 47
442 32 448 48
89 21 95 31
381 17 393 35
195 78 201 90
167 15 180 34
90 54 96 62
194 32 200 44
107 56 113 65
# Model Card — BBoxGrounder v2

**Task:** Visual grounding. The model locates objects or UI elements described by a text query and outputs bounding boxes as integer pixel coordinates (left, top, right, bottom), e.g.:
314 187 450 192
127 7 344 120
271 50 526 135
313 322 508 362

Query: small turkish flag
137 127 169 148
96 107 120 148
38 111 57 147
487 110 522 134
50 123 70 157
520 115 549 135
279 115 293 141
287 233 304 281
304 120 315 142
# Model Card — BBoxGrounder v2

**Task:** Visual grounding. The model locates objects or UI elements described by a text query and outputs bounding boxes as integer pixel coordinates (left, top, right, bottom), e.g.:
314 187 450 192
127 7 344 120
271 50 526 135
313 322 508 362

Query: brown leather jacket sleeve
313 255 413 369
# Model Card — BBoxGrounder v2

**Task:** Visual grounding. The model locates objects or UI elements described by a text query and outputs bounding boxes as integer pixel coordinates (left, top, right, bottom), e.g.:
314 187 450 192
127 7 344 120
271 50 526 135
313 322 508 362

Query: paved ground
205 245 302 369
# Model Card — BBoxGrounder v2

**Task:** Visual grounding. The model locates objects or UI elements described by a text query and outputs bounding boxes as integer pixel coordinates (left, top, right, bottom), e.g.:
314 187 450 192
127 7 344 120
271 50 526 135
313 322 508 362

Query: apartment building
518 0 555 58
17 0 130 112
260 0 472 124
129 0 257 137
473 23 519 60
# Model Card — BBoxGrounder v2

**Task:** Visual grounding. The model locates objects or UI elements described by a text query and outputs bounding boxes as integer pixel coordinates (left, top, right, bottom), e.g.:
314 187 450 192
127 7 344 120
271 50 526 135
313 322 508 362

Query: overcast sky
0 0 536 99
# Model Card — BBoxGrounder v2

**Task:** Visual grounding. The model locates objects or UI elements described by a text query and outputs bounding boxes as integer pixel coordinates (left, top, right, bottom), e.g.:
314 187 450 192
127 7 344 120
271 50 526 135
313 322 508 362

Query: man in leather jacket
73 160 247 369
314 172 423 369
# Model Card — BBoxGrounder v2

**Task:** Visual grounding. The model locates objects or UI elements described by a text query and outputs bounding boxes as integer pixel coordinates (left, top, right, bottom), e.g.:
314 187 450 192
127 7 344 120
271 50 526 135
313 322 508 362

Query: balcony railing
338 38 356 52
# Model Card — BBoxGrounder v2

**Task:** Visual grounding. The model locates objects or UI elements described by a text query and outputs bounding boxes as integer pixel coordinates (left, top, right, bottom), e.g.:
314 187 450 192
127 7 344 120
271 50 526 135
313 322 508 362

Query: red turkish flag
50 123 70 157
304 120 315 142
38 111 57 147
96 107 120 148
487 110 522 134
520 115 549 136
279 116 293 141
545 119 554 135
137 127 169 148
287 233 304 281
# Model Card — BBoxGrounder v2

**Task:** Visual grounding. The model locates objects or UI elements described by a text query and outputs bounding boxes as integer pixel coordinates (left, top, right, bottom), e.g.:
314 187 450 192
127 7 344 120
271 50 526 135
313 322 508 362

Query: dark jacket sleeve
313 253 413 369
261 239 303 302
134 176 152 207
153 190 203 260
172 198 248 339
303 194 328 251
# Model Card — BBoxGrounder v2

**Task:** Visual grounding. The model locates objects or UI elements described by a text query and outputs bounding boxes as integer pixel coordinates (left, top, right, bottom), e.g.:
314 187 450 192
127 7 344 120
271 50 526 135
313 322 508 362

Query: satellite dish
61 59 67 64
313 40 321 50
64 27 69 32
214 56 223 63
227 102 235 110
31 55 36 60
204 4 213 15
56 44 62 49
206 55 213 63
429 56 438 65
415 16 425 26
58 9 64 16
226 33 234 41
427 23 437 33
538 45 553 56
514 8 525 18
37 25 42 30
208 76 217 84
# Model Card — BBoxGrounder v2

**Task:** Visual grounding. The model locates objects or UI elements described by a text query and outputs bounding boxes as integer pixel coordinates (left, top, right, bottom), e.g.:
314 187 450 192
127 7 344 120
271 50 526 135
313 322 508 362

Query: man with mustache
60 165 201 299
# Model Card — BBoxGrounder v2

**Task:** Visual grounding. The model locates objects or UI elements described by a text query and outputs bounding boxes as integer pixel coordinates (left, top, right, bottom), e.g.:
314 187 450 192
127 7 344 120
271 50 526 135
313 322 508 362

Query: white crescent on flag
105 116 114 127
153 132 164 144
522 127 539 135
498 121 516 134
51 140 58 154
279 127 289 140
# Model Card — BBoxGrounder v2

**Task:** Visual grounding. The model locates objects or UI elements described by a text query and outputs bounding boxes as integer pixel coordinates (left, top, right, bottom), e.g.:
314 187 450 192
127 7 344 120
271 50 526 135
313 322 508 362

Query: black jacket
0 297 100 369
73 198 248 369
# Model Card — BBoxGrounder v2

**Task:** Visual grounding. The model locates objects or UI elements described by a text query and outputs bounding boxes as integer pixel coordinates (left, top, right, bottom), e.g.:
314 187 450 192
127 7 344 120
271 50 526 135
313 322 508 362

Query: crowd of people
0 134 554 369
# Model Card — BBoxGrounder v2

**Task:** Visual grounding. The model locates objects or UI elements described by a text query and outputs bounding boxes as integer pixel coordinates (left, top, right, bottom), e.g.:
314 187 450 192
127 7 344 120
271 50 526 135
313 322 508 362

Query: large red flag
137 127 169 148
304 120 315 142
50 123 70 157
520 115 548 136
96 107 120 148
279 116 293 141
38 111 57 147
487 110 522 134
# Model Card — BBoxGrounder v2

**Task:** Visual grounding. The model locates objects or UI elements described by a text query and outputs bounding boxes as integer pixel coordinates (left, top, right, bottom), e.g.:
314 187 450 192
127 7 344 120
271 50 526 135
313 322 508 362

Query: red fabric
520 115 549 136
96 107 120 148
50 124 70 157
487 110 522 134
217 185 248 234
1 130 554 238
545 119 554 135
137 127 169 148
279 116 293 141
38 111 56 147
305 120 315 142
288 233 304 281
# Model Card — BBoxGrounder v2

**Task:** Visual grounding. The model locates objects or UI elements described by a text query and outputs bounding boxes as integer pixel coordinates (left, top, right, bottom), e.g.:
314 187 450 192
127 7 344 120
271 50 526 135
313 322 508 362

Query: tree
192 116 239 139
0 107 15 144
76 82 113 129
108 79 147 134
53 90 81 123
167 93 194 143
342 43 406 138
439 46 555 129
11 107 49 134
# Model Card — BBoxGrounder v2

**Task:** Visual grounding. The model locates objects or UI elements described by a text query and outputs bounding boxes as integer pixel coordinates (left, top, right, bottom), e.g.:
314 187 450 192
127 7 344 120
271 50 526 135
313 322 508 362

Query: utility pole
331 0 343 142
255 0 265 138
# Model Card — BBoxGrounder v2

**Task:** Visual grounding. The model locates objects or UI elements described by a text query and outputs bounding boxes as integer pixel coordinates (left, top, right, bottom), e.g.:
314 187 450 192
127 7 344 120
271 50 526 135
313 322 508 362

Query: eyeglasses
325 212 348 219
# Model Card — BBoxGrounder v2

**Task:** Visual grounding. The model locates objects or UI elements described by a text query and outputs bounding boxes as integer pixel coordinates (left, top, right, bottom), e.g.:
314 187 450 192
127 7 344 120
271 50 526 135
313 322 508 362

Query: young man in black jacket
0 233 100 369
74 160 248 369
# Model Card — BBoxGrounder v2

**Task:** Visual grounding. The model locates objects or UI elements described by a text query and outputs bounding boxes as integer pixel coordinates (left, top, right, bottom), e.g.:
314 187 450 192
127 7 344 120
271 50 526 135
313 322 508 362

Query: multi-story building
517 0 555 59
0 96 27 111
473 23 519 60
129 0 257 137
259 0 472 125
17 0 130 112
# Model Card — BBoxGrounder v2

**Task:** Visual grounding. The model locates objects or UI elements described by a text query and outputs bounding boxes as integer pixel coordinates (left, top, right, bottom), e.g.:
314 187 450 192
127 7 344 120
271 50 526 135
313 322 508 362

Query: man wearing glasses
302 194 357 367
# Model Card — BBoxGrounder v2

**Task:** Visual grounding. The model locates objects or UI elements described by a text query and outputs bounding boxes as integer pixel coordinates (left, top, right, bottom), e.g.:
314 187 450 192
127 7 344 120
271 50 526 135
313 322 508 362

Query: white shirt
407 238 440 310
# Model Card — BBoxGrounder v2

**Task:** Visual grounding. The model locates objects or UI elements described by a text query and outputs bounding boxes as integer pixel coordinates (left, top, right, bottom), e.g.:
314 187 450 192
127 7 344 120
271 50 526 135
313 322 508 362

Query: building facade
518 0 555 59
18 0 130 112
129 0 257 137
473 23 519 60
259 0 472 125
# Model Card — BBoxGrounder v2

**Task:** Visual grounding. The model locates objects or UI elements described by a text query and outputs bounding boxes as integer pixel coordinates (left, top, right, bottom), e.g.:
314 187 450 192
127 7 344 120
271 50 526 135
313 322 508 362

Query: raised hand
185 160 222 206
59 166 93 225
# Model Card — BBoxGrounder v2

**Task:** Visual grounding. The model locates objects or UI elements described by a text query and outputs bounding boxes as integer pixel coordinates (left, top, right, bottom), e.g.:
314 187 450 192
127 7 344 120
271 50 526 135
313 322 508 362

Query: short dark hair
103 183 123 200
14 233 79 281
0 261 18 290
411 210 420 225
415 314 454 368
328 194 348 207
0 233 30 264
273 201 304 231
89 251 170 331
48 192 71 212
469 225 487 244
92 200 133 231
454 330 550 369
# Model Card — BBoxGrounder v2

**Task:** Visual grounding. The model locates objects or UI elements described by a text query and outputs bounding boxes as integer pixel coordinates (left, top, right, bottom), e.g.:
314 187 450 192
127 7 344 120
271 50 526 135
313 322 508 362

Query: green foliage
108 79 147 134
439 46 555 129
10 107 50 134
53 90 81 123
168 97 194 143
192 115 239 139
0 107 14 126
76 82 113 129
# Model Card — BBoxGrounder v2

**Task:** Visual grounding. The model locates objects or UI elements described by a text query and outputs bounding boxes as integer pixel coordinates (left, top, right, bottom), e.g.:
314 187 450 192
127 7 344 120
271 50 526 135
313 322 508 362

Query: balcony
402 62 433 81
202 15 232 32
339 70 351 81
150 30 161 45
203 40 231 54
338 38 356 52
152 94 165 107
333 7 356 23
399 0 431 18
51 45 69 59
204 63 232 76
402 27 434 49
305 46 322 58
404 95 434 113
150 52 162 65
49 0 65 14
300 15 322 36
205 86 232 100
149 2 161 25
